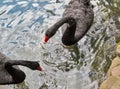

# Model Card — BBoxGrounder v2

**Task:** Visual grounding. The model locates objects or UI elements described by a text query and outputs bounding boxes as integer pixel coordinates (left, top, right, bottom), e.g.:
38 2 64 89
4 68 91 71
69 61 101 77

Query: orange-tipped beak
44 36 49 44
37 66 42 71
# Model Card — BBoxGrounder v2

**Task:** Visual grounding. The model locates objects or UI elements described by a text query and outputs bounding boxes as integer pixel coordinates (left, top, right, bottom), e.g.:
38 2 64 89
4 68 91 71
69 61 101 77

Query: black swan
0 52 42 85
44 0 94 46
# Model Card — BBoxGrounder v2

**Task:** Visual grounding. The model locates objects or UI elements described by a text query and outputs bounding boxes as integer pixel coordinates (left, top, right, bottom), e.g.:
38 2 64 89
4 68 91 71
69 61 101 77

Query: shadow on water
14 82 29 89
57 44 80 72
0 0 120 89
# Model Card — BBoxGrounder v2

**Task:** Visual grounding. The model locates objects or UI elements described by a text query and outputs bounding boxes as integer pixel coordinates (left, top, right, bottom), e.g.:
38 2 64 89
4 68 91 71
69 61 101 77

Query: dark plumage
44 0 94 46
0 52 42 85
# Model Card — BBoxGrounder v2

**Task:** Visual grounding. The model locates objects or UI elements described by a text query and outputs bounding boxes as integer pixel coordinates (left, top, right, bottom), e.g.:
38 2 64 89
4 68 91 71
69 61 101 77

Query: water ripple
0 0 120 89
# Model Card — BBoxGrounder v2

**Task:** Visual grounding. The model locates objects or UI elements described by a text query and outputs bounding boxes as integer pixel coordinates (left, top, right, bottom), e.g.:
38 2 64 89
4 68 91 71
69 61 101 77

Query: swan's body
0 52 42 85
44 0 94 46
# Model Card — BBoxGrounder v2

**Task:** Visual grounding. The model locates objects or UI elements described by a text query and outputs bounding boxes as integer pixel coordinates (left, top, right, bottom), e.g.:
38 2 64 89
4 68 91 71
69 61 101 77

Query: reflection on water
0 0 120 89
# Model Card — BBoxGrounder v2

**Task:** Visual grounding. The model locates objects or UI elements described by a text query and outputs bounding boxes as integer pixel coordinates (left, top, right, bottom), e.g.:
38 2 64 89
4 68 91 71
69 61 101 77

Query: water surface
0 0 120 89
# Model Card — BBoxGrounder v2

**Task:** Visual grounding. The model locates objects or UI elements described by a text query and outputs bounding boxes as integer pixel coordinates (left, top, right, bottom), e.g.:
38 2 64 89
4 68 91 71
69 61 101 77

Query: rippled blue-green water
0 0 120 89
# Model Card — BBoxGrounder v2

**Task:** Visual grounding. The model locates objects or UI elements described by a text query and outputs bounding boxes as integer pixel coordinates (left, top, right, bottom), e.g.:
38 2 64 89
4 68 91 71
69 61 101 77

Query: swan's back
0 52 13 84
0 67 13 84
62 0 94 38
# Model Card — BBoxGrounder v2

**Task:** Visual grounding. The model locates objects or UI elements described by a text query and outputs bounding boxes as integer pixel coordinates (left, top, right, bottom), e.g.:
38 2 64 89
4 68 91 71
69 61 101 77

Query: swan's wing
62 1 94 40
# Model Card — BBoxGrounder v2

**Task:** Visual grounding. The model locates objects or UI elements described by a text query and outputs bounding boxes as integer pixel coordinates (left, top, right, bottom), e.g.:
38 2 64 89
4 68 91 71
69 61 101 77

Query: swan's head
37 66 42 71
44 35 50 44
27 62 42 71
44 26 58 44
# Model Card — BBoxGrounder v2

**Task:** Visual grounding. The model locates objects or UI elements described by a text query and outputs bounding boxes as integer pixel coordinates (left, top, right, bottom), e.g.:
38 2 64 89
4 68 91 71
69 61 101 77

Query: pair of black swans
0 0 94 85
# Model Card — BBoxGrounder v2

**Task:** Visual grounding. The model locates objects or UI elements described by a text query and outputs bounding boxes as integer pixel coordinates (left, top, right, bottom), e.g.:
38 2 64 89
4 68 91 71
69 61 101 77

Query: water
0 0 120 89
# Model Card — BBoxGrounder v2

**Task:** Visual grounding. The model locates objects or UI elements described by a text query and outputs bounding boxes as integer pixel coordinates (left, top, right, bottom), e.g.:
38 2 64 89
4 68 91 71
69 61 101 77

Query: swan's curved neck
5 60 40 70
45 17 76 39
4 60 26 84
3 60 41 84
56 17 76 28
5 60 30 68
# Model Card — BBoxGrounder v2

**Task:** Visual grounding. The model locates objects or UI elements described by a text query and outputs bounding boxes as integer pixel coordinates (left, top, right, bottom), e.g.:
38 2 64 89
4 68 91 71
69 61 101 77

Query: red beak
44 36 49 44
37 66 42 71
